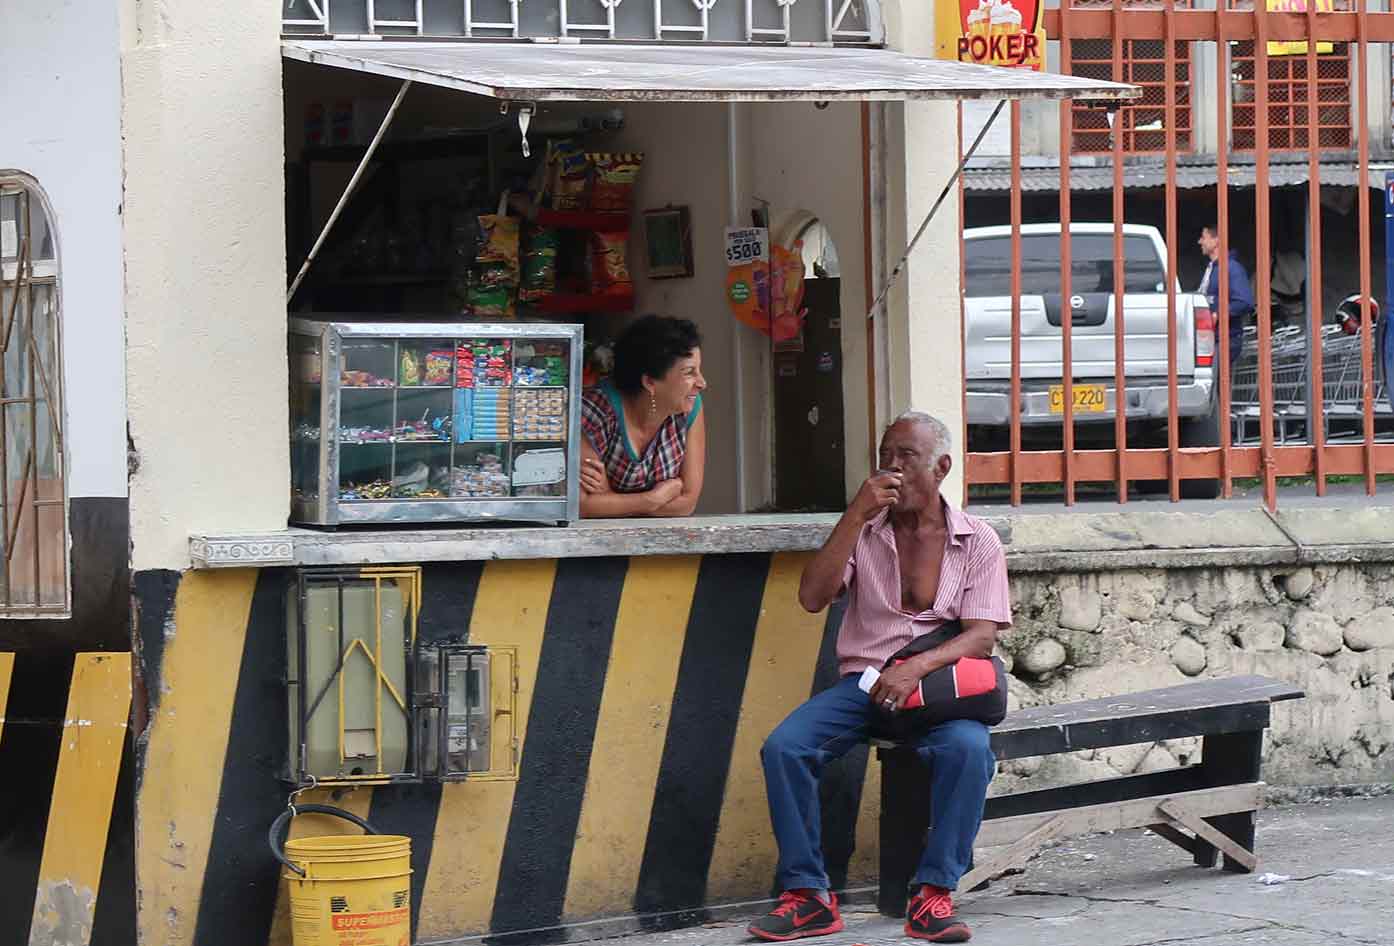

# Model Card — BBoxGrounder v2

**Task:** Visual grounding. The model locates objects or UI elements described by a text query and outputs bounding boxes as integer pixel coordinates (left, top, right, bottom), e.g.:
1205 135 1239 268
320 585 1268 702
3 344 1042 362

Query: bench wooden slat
873 675 1304 762
992 701 1272 761
996 675 1304 736
975 781 1264 848
990 675 1301 761
983 765 1212 820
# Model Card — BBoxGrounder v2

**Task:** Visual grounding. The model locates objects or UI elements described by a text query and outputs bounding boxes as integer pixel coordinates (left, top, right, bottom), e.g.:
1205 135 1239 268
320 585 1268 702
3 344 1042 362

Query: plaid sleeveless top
580 381 703 493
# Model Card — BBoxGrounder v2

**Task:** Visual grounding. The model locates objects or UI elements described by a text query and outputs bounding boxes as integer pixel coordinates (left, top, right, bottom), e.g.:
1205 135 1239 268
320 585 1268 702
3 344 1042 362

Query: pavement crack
971 908 1089 921
1130 925 1270 946
1009 887 1162 906
1004 885 1384 946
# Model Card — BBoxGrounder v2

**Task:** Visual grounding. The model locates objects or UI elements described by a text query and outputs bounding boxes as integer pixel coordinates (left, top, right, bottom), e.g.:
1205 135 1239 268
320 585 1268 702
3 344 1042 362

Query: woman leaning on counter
579 314 708 518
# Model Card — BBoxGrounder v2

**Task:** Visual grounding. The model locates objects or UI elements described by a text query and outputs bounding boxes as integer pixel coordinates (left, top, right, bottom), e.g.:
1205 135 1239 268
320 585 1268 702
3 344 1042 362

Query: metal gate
960 0 1394 509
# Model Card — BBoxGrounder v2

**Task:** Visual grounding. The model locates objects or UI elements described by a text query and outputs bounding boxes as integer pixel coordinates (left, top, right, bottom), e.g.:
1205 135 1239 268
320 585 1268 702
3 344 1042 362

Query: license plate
1049 384 1107 414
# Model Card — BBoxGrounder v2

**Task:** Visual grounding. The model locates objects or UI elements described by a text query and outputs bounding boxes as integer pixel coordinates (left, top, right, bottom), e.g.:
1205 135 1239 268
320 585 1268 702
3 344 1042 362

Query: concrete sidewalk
600 795 1394 946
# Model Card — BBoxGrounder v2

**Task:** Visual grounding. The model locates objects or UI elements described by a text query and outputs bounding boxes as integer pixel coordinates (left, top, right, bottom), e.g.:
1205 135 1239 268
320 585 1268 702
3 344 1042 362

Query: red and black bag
871 619 1008 740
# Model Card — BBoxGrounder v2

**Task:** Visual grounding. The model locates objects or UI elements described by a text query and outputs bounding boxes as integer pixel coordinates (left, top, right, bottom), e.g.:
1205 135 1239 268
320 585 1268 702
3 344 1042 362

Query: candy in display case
289 318 583 525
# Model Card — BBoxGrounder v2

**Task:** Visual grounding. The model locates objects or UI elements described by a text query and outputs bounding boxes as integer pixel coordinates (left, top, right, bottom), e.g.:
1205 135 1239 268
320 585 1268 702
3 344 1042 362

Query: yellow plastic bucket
272 806 412 946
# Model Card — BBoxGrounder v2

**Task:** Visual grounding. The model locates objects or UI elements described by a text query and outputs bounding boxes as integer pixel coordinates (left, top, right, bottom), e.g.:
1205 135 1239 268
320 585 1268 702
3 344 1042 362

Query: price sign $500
725 227 769 268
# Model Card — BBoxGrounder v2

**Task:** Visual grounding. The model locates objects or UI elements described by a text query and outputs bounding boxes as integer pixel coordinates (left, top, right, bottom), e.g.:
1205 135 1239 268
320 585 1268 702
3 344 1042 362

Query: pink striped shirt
836 501 1012 677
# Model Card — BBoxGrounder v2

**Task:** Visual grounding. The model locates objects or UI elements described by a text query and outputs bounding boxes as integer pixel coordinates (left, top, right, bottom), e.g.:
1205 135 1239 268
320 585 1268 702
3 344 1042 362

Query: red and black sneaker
905 885 971 942
747 890 844 941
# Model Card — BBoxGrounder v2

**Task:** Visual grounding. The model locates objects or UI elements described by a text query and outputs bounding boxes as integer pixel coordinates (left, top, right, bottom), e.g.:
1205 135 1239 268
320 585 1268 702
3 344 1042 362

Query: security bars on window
281 0 881 43
0 179 68 615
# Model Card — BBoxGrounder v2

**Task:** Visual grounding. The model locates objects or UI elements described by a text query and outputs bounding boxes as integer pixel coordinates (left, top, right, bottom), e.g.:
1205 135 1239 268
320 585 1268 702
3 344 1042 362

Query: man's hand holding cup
849 470 902 523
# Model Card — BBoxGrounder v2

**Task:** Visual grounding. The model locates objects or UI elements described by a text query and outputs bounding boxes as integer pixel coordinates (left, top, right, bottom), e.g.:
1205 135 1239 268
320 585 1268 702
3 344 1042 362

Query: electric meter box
286 568 519 786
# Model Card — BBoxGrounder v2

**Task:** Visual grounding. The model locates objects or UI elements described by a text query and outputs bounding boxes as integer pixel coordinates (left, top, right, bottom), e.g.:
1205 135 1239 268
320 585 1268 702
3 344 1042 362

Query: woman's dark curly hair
611 315 702 394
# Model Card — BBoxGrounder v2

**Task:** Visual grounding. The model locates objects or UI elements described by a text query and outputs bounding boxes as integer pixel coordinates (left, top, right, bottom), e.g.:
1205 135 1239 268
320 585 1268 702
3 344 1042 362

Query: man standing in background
1198 224 1256 366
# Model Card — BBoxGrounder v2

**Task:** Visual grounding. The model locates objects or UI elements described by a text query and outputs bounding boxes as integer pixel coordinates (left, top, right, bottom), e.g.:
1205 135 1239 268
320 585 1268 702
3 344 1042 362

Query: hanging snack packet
476 214 521 281
468 283 516 319
591 232 632 291
476 261 517 289
587 153 644 212
547 140 591 211
520 227 559 302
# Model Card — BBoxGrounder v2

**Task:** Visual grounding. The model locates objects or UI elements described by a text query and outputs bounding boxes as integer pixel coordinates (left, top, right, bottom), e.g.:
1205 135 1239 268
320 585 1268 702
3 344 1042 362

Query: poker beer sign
936 0 1046 71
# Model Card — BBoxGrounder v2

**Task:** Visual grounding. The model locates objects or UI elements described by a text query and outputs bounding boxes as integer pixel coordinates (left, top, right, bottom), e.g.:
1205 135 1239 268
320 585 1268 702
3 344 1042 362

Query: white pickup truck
963 222 1220 497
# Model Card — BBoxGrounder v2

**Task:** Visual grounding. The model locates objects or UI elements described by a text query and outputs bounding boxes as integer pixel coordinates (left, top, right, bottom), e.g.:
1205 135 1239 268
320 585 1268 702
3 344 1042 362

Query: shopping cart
1230 324 1392 445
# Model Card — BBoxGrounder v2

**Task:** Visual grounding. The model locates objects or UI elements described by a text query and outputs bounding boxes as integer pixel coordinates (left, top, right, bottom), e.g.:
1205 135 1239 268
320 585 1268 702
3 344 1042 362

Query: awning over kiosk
281 40 1138 104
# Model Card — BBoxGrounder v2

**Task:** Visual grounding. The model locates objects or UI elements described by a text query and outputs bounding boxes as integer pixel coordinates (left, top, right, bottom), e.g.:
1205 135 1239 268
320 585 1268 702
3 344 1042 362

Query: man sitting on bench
748 412 1011 944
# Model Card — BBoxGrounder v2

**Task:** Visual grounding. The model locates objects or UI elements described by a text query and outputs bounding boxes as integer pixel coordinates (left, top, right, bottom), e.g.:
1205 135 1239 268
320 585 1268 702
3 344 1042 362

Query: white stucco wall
1 3 127 500
882 0 968 503
747 102 873 499
121 0 289 570
617 101 870 511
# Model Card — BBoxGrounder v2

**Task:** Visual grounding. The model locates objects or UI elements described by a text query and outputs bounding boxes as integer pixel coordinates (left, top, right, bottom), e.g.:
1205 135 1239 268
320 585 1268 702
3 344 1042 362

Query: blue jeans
760 674 996 893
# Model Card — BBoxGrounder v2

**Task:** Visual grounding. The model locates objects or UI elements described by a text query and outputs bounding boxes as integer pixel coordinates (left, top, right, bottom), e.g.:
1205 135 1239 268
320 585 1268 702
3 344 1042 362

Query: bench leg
878 748 932 917
1194 730 1263 872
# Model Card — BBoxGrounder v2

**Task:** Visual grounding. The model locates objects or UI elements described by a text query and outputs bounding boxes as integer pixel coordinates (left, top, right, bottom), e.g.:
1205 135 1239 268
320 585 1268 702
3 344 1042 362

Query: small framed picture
643 206 694 279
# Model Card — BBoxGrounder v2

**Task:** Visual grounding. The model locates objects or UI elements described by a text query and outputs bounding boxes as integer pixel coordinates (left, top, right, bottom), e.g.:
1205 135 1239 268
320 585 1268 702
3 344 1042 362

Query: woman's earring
649 393 658 416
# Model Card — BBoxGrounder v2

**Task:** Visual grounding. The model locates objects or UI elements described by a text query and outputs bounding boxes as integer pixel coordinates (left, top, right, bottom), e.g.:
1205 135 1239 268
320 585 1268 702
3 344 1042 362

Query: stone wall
989 561 1394 794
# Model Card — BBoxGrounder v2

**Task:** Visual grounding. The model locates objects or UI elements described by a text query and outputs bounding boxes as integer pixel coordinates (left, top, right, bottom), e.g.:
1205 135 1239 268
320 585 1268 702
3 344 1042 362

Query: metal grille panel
0 177 69 614
281 0 882 43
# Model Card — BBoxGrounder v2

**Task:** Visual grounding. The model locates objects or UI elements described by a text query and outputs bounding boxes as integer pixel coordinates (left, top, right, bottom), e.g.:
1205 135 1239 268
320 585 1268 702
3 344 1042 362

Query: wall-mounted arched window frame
0 175 68 616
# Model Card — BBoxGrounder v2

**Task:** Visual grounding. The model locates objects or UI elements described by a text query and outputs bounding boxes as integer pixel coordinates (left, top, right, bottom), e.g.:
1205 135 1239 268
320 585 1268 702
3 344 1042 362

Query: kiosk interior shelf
290 318 583 526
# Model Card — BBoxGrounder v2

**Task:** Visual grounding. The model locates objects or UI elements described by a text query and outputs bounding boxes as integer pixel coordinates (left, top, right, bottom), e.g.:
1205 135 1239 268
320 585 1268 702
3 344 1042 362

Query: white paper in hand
858 667 881 694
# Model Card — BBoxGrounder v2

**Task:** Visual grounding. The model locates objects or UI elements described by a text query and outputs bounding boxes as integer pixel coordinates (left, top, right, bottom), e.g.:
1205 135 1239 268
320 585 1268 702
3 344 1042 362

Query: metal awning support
863 98 1009 328
287 79 412 303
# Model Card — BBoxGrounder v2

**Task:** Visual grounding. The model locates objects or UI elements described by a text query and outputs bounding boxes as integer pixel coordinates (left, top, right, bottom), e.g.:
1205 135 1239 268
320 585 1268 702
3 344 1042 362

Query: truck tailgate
965 293 1196 381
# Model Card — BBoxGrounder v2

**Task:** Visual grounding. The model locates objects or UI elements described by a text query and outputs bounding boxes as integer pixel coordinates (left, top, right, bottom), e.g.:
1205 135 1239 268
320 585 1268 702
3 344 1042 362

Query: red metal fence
960 0 1392 509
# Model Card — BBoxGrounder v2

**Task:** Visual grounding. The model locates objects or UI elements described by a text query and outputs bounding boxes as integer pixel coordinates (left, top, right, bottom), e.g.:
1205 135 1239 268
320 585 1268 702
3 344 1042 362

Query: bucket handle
269 803 381 878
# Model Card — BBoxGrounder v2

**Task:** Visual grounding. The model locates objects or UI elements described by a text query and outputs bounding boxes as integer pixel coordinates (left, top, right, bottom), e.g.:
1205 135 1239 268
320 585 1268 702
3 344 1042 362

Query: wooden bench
875 674 1305 916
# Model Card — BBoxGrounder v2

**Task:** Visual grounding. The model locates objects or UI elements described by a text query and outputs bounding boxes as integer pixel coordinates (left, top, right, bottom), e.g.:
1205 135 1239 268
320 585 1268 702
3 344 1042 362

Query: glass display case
290 318 583 525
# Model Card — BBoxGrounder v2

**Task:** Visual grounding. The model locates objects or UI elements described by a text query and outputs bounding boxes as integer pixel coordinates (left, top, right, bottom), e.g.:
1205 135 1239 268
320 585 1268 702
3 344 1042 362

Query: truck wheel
1179 408 1222 499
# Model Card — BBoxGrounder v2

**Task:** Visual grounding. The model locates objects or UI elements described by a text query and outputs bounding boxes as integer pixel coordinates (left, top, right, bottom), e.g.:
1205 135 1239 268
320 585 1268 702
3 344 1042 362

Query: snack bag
587 153 644 212
468 283 516 318
547 140 591 211
400 349 421 387
425 351 453 386
476 214 521 283
591 232 632 291
520 227 559 302
476 261 518 289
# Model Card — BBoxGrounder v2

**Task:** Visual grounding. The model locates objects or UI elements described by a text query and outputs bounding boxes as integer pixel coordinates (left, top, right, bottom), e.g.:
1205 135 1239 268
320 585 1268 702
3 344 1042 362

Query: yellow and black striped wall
0 498 134 946
0 651 136 946
132 553 884 946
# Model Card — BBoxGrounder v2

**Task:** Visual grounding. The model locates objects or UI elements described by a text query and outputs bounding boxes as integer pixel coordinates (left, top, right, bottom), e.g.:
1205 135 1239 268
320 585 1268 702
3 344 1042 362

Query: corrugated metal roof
282 40 1139 103
962 161 1394 192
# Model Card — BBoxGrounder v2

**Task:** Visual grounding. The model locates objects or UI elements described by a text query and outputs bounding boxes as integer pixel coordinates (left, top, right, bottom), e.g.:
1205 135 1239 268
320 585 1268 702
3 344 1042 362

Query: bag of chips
547 140 591 211
475 261 517 289
476 214 520 277
425 351 453 386
520 227 559 302
467 283 516 318
591 232 632 291
587 153 644 212
400 349 421 387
